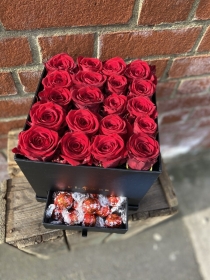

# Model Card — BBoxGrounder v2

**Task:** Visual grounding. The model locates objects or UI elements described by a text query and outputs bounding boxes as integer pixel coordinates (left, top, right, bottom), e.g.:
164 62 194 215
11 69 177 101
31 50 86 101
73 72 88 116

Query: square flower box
14 68 161 205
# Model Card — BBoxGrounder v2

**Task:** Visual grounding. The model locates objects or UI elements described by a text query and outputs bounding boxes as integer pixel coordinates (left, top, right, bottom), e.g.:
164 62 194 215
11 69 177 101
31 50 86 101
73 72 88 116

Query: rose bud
42 70 73 89
66 109 99 137
82 198 100 214
54 192 74 209
77 56 102 72
133 116 157 137
108 196 120 207
71 86 104 113
104 93 127 116
29 101 66 131
63 210 80 225
127 133 160 170
60 132 91 166
45 53 76 73
99 114 127 139
127 96 157 119
91 134 127 168
12 125 59 161
129 79 156 99
83 213 96 227
73 71 106 88
106 74 127 95
105 214 122 228
38 87 72 108
102 57 126 76
125 59 157 84
96 205 111 218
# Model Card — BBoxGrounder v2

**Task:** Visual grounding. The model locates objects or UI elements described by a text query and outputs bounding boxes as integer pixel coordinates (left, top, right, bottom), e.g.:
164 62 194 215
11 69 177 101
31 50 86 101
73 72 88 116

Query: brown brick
156 81 177 99
160 120 196 134
197 27 210 52
161 110 190 125
39 34 95 62
0 97 33 118
0 136 8 149
100 28 201 60
196 0 210 20
177 77 210 95
190 106 210 119
0 73 17 96
0 0 135 30
139 0 194 25
146 59 169 78
0 119 26 134
19 71 42 93
0 37 32 68
169 55 210 78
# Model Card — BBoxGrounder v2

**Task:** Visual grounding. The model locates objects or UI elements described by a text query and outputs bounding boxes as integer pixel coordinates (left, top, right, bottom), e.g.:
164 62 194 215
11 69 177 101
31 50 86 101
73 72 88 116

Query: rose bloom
127 133 160 170
77 56 102 72
71 86 104 112
133 116 157 137
125 59 157 84
106 74 127 95
60 132 91 166
73 71 106 88
38 87 72 108
127 96 157 119
129 79 155 99
45 53 75 73
91 134 127 168
29 101 66 131
100 114 127 138
42 70 73 89
66 109 99 137
104 93 127 116
102 57 126 76
12 125 59 161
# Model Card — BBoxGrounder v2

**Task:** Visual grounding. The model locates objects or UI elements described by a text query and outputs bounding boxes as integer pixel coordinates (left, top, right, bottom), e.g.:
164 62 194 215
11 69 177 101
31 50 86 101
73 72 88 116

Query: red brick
169 55 210 78
196 0 210 20
190 106 210 119
100 28 201 60
0 97 33 118
197 27 210 52
0 119 26 134
146 59 169 78
156 81 177 99
160 120 196 134
161 110 190 125
0 73 17 96
0 0 135 30
19 71 42 93
139 0 194 25
177 77 210 95
0 37 32 68
0 136 8 149
39 34 95 62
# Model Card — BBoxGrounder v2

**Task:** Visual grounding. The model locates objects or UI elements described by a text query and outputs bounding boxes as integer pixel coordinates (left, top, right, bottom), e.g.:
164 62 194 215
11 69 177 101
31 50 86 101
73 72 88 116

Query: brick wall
0 0 210 157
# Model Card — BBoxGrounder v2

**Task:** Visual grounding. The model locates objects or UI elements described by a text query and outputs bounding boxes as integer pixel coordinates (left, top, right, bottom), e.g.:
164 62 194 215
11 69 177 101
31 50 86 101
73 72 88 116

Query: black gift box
14 68 161 205
42 190 128 235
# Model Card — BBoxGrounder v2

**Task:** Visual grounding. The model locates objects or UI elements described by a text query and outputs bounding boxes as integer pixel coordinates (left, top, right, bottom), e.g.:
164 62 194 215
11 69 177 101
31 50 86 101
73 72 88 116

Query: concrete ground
0 149 209 280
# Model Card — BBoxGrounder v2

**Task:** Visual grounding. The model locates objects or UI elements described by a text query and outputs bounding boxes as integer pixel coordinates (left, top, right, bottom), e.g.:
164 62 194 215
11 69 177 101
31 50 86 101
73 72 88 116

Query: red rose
127 133 160 170
91 134 127 168
100 114 127 138
125 60 157 84
77 56 102 72
38 87 72 108
129 79 155 99
104 93 127 116
102 57 126 76
71 86 104 112
60 132 91 166
66 109 99 136
45 53 75 73
12 126 59 161
29 101 66 131
106 74 127 95
42 70 73 89
73 71 106 88
133 116 157 137
127 96 156 119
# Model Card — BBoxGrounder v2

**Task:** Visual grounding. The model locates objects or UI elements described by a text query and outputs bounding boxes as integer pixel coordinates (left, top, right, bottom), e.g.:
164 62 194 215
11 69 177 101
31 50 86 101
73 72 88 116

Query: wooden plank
0 180 7 244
